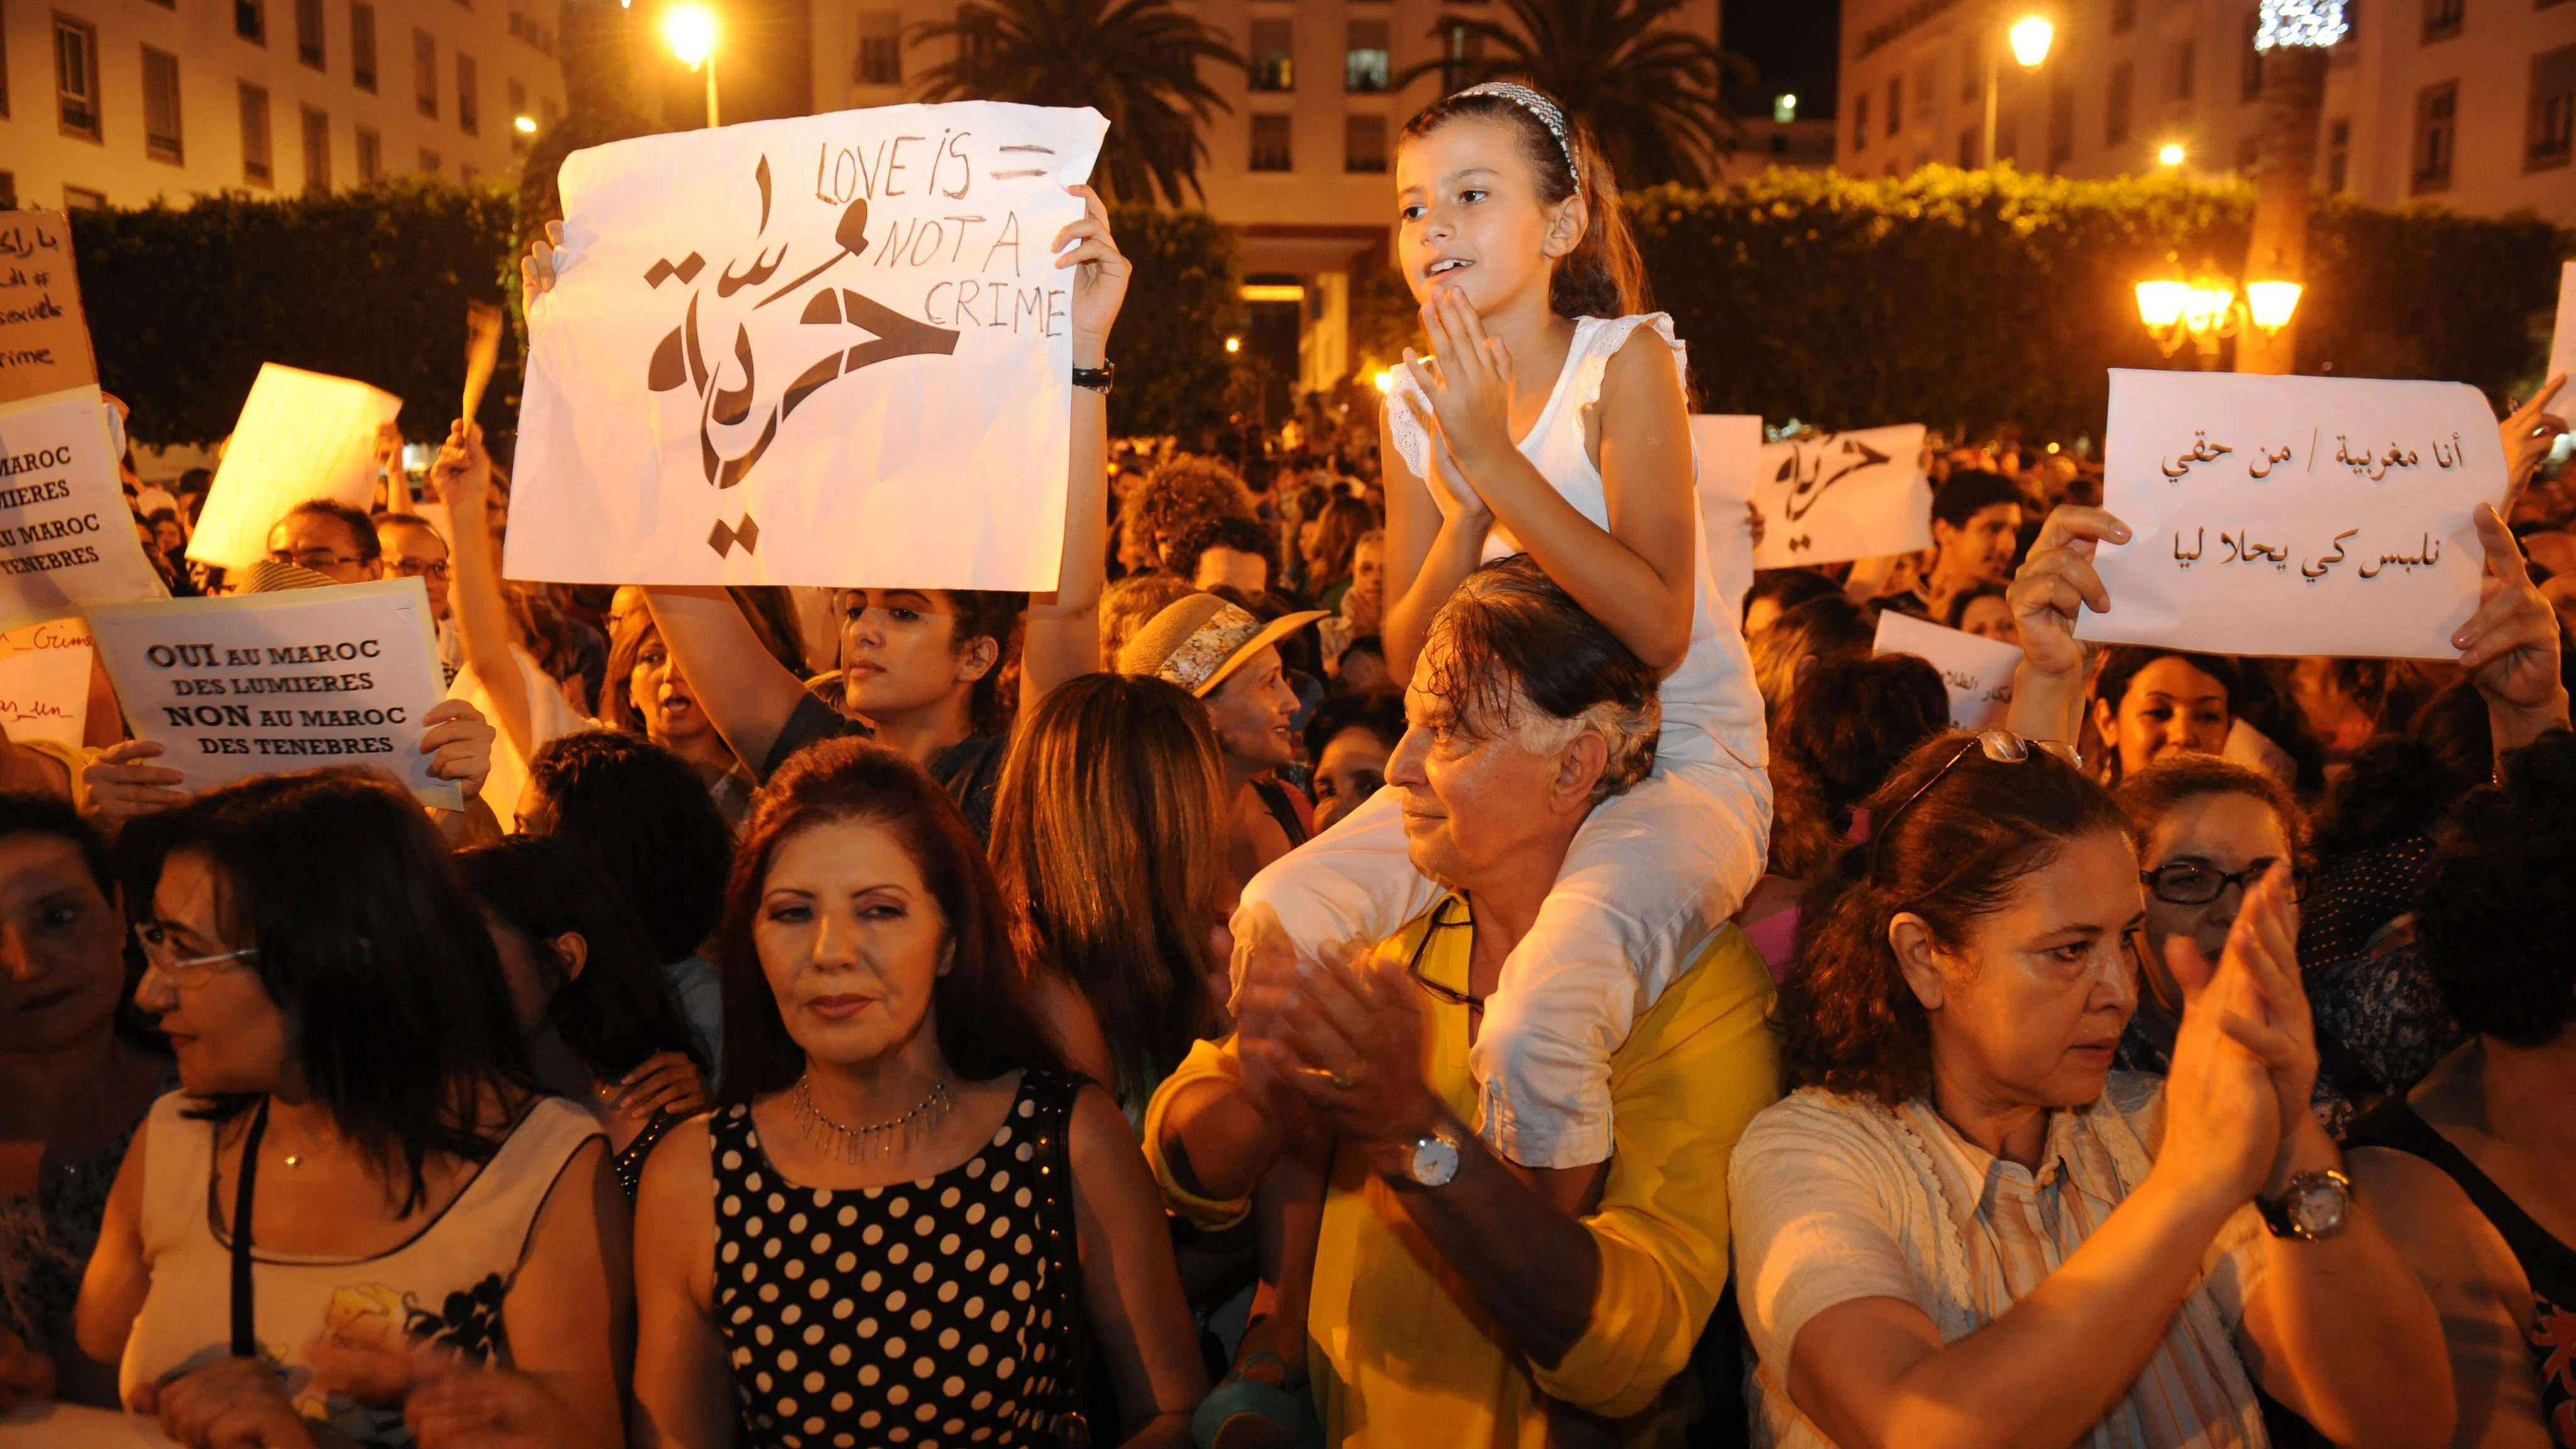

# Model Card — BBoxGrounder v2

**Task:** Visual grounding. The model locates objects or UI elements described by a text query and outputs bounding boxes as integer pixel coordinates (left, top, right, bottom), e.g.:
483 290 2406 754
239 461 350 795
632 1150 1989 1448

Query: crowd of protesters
3 76 2574 1449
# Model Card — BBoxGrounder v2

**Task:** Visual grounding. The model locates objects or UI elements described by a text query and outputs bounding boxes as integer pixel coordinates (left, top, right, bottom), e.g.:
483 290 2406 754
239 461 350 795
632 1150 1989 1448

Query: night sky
1723 1 1841 117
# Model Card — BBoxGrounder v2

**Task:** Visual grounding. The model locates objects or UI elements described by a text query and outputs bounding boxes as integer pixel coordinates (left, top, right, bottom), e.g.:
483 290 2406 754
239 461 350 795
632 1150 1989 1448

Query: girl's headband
1456 82 1580 186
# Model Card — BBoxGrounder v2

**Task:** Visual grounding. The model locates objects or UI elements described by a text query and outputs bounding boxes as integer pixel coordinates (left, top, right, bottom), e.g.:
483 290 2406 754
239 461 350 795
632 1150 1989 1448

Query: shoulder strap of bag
230 1098 270 1358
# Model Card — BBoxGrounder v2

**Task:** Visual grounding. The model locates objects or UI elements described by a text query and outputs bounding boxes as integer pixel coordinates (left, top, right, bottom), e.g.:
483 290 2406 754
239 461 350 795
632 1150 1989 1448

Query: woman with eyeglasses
1731 730 2451 1449
68 770 628 1449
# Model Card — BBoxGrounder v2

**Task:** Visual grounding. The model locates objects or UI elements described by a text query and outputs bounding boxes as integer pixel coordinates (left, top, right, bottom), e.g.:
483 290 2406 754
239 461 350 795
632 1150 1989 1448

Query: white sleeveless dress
118 1092 602 1446
1240 312 1772 1169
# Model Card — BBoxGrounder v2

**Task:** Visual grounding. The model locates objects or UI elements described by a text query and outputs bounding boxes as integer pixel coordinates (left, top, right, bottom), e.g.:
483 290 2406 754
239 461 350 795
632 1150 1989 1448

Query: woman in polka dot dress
631 739 1208 1449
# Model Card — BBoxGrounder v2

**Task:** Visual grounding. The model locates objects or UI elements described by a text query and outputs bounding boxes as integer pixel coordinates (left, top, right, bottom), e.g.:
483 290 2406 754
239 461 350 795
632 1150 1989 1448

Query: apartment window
2113 0 2137 30
956 6 996 89
300 105 329 190
418 146 439 172
2242 13 2263 99
1438 19 1480 91
2106 60 2133 144
295 0 323 67
1249 20 1292 91
350 3 376 89
2532 45 2575 169
0 175 16 207
2175 39 2196 101
1885 76 1901 135
2048 75 2074 167
1960 38 1980 100
1853 90 1870 150
414 30 436 116
1997 108 2019 162
2326 116 2351 187
2412 79 2457 190
1345 111 1386 171
143 45 182 161
853 9 900 84
55 14 100 140
1958 125 1977 167
2422 0 2463 42
457 52 477 133
63 184 106 208
1345 20 1389 92
2333 0 2363 65
356 123 380 180
240 81 273 184
1912 58 1936 119
1250 112 1292 170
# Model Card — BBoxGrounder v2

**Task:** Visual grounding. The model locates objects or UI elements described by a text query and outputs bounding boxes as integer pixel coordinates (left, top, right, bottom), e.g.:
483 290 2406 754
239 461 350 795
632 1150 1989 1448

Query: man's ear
552 931 590 982
1553 730 1609 812
1889 913 1948 1013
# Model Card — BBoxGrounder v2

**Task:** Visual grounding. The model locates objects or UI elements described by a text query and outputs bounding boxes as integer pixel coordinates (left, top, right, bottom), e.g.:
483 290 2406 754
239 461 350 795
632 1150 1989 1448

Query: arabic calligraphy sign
0 213 100 408
2079 369 2508 660
508 102 1109 589
189 364 405 572
1874 609 2021 729
1750 424 1931 570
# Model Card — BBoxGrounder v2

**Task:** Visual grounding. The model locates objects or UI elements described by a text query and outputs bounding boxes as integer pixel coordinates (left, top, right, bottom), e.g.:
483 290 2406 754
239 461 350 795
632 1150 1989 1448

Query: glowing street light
2246 279 2304 331
1224 335 1241 354
2135 254 2300 367
663 4 720 126
1372 369 1394 394
2157 142 2186 166
1980 9 2057 169
513 114 538 135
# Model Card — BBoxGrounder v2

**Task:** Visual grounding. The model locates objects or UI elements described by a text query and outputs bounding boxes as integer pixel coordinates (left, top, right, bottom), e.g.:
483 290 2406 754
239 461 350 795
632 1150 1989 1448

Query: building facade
809 0 1721 394
1 0 567 210
1836 0 2576 223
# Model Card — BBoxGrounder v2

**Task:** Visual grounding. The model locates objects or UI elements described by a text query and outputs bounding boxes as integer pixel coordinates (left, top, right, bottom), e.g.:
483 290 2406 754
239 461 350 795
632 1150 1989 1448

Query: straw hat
1117 593 1328 697
236 558 342 594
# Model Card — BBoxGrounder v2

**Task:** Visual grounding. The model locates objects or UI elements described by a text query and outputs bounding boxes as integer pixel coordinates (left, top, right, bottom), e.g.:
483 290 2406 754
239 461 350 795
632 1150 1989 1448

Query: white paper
0 608 93 746
0 386 169 611
1874 609 2022 730
509 102 1109 589
86 578 462 808
190 364 403 571
2078 369 2507 660
2550 262 2576 399
1752 424 1932 569
1690 414 1762 615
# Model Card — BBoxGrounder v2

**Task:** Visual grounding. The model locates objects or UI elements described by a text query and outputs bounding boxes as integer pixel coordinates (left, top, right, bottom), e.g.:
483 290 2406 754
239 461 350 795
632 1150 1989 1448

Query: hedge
1634 165 2570 440
1101 205 1240 440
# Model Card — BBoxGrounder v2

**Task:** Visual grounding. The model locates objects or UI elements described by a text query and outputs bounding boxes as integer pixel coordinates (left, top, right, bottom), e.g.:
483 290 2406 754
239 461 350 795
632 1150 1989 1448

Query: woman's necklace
794 1074 952 1163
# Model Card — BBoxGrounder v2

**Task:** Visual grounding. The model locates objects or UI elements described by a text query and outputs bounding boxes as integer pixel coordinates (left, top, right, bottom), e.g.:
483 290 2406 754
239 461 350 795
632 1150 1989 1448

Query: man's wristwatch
1397 1124 1463 1189
2256 1167 2353 1241
1072 362 1115 394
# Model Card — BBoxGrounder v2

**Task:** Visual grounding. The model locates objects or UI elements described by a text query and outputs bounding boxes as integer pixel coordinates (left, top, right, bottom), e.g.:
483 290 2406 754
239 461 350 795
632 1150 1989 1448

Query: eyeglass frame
386 556 452 580
133 919 260 985
266 547 367 570
1867 730 2081 879
2141 859 2310 906
1403 895 1484 1014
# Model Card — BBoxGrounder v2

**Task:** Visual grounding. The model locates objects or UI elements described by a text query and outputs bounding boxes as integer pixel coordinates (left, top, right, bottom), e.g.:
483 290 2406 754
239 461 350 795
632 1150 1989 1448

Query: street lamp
2135 255 2300 368
2157 142 2186 166
1224 335 1241 354
513 114 538 135
1981 10 2054 169
663 3 719 128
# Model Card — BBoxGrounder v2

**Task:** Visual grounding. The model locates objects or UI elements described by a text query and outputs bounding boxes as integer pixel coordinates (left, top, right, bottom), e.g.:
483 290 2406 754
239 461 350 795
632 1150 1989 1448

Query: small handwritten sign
2550 262 2576 402
0 386 170 612
1874 609 2021 730
0 213 100 408
0 609 94 747
86 578 460 808
2079 369 2506 660
1691 414 1762 613
1752 424 1931 569
189 364 404 572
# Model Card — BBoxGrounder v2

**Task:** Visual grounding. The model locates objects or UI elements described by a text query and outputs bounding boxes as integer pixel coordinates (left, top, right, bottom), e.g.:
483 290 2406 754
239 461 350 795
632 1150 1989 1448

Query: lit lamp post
2135 256 2301 370
1980 10 2054 169
662 4 719 128
2239 0 2347 373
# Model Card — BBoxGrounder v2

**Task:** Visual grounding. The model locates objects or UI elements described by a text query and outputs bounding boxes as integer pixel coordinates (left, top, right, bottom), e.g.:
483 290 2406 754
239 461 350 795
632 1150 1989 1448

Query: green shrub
1101 204 1238 440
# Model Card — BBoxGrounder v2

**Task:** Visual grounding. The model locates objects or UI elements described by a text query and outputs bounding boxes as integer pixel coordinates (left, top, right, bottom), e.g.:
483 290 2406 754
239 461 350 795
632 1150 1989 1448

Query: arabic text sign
1690 414 1762 611
0 213 100 408
86 579 461 808
0 609 93 747
510 102 1109 589
1874 609 2021 730
1752 425 1931 569
190 364 403 571
2079 369 2507 660
0 386 169 612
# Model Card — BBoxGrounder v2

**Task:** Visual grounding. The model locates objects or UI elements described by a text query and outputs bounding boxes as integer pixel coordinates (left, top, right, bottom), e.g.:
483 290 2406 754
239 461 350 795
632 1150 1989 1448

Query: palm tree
908 0 1244 208
1394 0 1751 189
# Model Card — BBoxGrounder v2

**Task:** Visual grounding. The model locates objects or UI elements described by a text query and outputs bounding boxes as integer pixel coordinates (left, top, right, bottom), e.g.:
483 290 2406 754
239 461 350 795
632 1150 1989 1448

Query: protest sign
0 212 100 408
1874 609 2021 730
509 101 1109 590
0 609 93 747
2078 369 2507 660
0 386 169 611
2551 262 2576 401
1691 414 1762 612
86 578 462 808
1752 424 1932 569
189 364 404 572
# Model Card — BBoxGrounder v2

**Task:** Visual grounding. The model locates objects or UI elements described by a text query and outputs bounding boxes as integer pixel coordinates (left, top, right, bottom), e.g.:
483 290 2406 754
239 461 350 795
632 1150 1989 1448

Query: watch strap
1072 362 1114 394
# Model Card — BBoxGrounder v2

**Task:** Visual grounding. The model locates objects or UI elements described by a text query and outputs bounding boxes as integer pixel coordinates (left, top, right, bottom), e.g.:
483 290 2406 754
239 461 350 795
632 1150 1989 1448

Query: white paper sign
2550 262 2576 399
1874 609 2022 730
189 364 403 572
1690 414 1762 613
86 579 461 808
1752 424 1932 569
2079 369 2507 660
509 102 1110 589
0 608 93 746
0 386 169 611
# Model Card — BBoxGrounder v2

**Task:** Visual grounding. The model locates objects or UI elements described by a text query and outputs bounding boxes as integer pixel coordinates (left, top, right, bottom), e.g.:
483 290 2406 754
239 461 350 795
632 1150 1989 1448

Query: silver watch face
2288 1174 2351 1238
1407 1133 1461 1188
